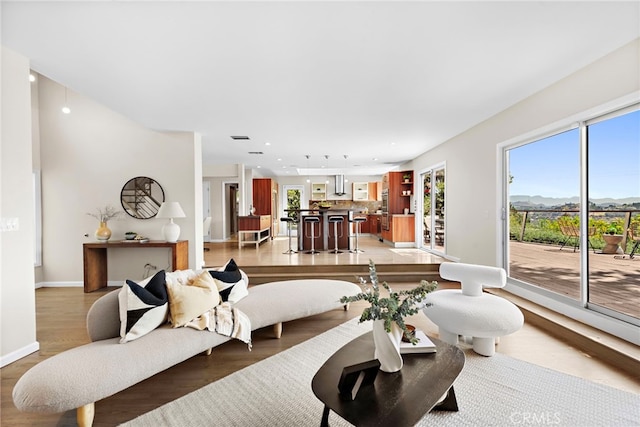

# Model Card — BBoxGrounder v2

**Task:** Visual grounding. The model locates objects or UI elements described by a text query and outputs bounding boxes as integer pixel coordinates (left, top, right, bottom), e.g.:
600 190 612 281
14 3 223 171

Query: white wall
1 47 38 366
37 76 202 284
406 38 640 266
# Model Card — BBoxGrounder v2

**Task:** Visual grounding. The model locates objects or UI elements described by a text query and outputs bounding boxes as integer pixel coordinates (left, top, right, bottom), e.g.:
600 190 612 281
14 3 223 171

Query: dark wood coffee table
311 331 465 427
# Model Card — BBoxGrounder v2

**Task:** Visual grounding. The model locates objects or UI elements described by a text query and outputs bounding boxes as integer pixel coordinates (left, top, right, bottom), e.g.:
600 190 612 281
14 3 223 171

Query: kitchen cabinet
381 214 415 244
371 182 382 201
384 171 413 214
252 178 279 237
358 216 370 234
368 214 381 236
352 182 369 201
353 182 380 201
312 183 327 201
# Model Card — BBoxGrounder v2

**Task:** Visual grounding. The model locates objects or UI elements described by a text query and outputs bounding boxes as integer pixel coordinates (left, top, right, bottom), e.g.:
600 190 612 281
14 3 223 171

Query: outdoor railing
512 208 639 250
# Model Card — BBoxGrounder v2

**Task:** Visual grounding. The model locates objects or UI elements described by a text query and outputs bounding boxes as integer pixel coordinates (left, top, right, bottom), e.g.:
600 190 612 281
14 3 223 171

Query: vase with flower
87 205 123 241
340 260 437 372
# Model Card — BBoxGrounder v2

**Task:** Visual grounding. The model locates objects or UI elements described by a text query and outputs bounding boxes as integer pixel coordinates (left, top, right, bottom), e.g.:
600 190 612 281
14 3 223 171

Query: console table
237 215 271 249
82 240 189 292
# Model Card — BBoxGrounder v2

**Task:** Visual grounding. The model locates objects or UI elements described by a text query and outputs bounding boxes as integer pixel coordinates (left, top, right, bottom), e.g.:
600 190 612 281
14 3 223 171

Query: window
34 170 42 267
504 105 639 328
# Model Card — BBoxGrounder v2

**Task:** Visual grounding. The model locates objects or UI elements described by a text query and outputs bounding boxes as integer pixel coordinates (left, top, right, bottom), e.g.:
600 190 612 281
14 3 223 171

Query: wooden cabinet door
252 178 272 215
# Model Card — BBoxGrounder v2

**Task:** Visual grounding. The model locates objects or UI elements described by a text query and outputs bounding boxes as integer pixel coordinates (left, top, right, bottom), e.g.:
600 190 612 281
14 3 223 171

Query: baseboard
1 341 39 368
36 281 83 288
36 281 123 288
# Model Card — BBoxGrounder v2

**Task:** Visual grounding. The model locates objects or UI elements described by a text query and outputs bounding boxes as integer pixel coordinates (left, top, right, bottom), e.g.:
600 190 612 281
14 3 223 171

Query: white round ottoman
422 262 524 356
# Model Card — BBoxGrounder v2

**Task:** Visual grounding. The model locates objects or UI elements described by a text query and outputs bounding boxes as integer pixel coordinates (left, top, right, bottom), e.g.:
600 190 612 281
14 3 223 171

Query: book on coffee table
400 330 437 354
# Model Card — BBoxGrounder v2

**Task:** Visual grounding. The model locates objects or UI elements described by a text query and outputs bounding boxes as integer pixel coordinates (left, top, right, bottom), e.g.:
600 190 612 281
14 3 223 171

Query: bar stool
280 216 297 254
304 216 320 254
328 216 344 254
350 216 366 253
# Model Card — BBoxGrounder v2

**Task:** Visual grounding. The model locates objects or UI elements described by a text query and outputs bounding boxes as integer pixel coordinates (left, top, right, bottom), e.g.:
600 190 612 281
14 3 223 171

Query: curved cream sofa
13 271 360 427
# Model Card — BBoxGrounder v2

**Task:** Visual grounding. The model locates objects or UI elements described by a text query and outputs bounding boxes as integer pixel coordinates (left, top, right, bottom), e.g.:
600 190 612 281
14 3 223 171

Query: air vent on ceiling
248 151 264 155
231 136 250 140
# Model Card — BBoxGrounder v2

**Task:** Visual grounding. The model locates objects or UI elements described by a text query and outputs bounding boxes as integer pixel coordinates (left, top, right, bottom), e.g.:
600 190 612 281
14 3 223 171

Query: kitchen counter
286 209 356 251
382 214 415 247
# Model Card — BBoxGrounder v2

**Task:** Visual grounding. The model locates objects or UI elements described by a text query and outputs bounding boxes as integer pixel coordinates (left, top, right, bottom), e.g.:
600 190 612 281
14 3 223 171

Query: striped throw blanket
185 302 252 349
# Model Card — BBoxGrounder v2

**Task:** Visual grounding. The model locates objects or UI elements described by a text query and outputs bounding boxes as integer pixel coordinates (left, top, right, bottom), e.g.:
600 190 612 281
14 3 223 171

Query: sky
509 109 639 201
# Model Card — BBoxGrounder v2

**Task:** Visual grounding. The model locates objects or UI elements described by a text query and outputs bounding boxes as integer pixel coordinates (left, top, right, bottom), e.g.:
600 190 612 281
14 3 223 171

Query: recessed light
265 142 271 146
257 165 261 168
29 74 36 82
277 158 282 161
61 106 71 114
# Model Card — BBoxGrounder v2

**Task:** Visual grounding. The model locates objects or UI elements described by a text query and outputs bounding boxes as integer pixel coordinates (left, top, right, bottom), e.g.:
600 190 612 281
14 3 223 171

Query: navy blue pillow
209 259 242 301
209 258 241 283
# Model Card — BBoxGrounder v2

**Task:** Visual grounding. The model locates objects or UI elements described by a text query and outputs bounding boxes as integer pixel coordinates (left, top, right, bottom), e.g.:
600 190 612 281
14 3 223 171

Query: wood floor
2 235 639 426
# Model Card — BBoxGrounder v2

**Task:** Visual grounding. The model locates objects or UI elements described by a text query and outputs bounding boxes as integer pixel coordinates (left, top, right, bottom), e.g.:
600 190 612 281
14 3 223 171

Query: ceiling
2 1 639 177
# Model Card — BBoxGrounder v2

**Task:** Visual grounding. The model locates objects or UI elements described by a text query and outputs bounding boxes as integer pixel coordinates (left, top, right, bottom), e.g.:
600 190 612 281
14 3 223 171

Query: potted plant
605 225 619 235
340 260 437 372
402 173 411 183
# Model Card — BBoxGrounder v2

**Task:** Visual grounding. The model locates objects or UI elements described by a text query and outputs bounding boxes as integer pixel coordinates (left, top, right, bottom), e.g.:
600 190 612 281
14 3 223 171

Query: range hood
335 174 346 195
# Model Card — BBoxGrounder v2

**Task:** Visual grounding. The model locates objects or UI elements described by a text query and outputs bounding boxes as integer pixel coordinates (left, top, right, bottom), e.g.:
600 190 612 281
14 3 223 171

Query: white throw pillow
118 270 168 343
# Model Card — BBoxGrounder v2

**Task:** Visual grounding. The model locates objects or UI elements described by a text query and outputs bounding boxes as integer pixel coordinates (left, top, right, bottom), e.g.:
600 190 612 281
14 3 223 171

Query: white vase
372 319 403 372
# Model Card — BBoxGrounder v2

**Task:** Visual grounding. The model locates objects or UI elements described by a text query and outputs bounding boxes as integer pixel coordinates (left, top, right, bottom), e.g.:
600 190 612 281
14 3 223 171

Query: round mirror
120 176 165 219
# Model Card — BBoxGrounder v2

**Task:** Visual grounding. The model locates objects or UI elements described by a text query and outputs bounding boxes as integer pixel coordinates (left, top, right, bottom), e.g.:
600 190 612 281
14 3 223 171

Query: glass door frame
498 97 640 344
281 184 305 236
417 162 446 256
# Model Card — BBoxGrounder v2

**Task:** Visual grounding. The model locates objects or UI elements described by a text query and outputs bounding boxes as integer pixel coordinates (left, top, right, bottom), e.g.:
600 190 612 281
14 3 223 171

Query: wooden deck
509 241 640 319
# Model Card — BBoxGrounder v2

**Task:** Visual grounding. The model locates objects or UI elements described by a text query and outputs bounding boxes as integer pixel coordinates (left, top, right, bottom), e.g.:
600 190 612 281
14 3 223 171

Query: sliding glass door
504 105 639 324
585 108 639 320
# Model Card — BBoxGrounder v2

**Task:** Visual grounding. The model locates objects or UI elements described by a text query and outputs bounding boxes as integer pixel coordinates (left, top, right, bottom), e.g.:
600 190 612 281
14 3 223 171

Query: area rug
122 319 639 427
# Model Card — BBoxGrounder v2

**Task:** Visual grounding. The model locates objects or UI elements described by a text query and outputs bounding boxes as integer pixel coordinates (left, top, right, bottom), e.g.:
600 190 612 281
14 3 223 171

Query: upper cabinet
312 183 327 201
353 181 381 201
352 182 369 201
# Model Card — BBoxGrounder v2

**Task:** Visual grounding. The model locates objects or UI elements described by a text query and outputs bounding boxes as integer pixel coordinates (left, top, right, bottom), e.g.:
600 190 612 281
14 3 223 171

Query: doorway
224 182 239 239
281 185 305 236
419 165 446 254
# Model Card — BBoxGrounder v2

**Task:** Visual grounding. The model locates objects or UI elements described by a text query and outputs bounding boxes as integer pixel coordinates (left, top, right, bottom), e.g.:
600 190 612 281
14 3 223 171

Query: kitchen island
286 209 362 252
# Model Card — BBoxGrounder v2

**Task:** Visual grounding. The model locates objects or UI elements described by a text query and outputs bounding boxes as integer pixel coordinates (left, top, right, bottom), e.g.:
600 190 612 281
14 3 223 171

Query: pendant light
61 87 71 114
325 155 330 184
343 155 349 183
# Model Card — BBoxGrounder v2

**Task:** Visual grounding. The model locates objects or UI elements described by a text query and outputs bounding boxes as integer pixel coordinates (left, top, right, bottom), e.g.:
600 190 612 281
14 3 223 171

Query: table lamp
157 202 186 242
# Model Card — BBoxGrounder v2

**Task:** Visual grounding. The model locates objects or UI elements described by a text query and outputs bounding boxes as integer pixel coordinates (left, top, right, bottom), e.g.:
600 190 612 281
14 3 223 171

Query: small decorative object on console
87 205 123 242
338 359 380 401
